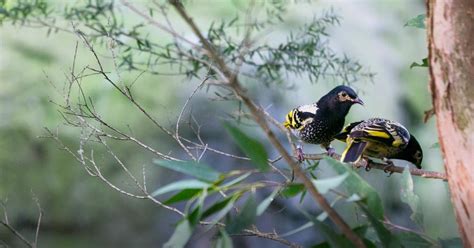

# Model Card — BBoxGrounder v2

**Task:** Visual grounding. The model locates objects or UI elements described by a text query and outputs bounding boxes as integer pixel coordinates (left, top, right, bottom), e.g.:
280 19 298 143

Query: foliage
405 13 428 69
0 0 373 85
404 14 426 29
0 1 456 248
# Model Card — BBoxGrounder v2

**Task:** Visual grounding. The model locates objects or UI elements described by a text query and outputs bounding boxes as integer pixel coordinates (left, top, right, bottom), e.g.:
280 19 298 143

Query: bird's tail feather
341 141 367 163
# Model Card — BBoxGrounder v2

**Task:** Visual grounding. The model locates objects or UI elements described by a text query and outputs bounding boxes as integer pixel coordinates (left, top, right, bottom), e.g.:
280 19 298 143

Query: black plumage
335 118 423 168
283 85 363 158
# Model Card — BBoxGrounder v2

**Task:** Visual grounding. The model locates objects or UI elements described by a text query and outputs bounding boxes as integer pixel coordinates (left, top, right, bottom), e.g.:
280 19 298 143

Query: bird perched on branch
283 85 364 161
335 118 423 170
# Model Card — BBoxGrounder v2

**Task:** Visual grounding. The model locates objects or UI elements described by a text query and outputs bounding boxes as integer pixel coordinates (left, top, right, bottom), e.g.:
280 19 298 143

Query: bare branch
303 153 448 181
168 1 366 247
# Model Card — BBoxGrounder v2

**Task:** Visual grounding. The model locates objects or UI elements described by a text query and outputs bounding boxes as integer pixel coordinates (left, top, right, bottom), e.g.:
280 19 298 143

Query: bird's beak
352 98 364 106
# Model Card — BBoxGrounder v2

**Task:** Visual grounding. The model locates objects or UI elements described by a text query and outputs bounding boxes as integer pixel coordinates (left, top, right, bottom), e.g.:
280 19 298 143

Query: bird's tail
341 140 367 164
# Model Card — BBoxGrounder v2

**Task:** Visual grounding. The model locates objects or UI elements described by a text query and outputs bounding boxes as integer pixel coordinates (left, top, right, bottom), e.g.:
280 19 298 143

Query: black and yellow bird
335 118 423 169
283 85 363 161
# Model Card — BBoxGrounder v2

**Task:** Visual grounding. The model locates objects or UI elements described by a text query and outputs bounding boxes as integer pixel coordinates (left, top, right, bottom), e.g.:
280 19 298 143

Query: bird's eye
341 92 347 97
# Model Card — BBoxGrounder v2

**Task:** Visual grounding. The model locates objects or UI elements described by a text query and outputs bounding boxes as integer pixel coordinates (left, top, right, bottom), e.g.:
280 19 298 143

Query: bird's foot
364 158 373 171
295 145 305 162
326 147 336 157
382 158 395 176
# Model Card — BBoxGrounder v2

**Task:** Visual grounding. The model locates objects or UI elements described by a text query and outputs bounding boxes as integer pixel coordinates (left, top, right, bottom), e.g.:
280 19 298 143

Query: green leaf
346 193 362 202
400 168 424 227
410 58 428 69
223 123 269 172
226 195 257 234
404 14 426 29
359 205 401 248
430 142 440 149
202 195 239 221
220 172 252 188
302 210 352 248
163 219 193 248
280 197 340 238
353 225 369 237
164 189 202 205
311 225 377 248
439 237 463 248
326 158 384 219
316 197 340 222
151 180 209 197
188 188 207 226
281 183 305 198
256 187 280 216
280 221 313 237
215 229 233 248
153 159 220 182
188 205 202 226
397 232 434 248
312 172 349 194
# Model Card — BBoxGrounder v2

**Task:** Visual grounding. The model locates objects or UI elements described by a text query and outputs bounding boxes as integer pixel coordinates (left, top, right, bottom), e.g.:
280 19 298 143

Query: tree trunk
427 0 474 246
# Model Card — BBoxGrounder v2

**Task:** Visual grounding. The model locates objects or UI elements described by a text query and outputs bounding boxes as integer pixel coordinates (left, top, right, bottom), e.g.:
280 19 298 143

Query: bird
335 118 423 171
283 85 364 161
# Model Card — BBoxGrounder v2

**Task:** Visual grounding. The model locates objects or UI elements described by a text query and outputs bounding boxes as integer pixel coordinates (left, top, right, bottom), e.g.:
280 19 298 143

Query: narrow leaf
226 195 257 234
401 167 424 227
397 232 434 248
281 183 305 198
215 229 233 248
439 237 463 248
326 158 384 219
430 142 440 149
220 172 252 188
257 188 280 216
312 172 349 194
223 123 269 172
152 180 209 197
404 14 426 29
359 205 401 248
410 58 428 69
153 159 220 182
163 219 193 248
202 196 236 220
280 221 313 237
164 189 202 205
302 210 352 247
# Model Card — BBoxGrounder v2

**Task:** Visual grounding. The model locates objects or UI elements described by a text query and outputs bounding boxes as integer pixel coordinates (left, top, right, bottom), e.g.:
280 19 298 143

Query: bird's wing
334 121 363 142
283 103 318 129
340 138 368 163
350 119 410 148
295 104 318 127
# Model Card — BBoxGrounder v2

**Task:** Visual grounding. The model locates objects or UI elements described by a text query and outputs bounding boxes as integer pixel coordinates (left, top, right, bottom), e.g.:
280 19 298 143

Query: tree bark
427 0 474 246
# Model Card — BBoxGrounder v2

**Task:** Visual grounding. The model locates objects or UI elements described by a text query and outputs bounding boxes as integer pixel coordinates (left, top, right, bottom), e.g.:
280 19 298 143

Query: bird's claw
296 146 305 162
382 158 395 177
326 147 336 157
364 158 373 171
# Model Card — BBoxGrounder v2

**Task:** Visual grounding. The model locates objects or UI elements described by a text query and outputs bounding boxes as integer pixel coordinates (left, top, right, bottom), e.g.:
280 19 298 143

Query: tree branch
303 153 448 181
168 1 366 247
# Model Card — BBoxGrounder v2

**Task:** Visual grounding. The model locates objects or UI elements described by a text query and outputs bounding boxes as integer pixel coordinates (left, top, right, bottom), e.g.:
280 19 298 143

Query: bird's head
318 85 364 116
397 135 423 168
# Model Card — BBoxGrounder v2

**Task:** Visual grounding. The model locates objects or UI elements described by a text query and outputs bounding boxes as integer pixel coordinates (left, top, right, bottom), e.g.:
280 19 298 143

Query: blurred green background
0 0 459 247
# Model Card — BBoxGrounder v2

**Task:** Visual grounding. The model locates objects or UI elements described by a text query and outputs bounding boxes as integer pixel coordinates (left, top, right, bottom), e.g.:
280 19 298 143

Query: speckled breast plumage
298 118 343 145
